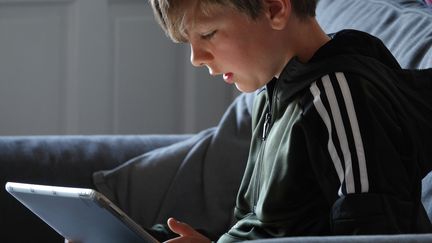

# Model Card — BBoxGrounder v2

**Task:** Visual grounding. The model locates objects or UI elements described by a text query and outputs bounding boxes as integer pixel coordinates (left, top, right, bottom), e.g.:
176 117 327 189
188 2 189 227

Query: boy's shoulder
297 70 375 118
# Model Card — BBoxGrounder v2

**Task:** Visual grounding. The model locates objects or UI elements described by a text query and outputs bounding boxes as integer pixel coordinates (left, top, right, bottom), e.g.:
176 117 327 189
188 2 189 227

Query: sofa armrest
0 135 191 186
0 134 191 242
246 233 432 242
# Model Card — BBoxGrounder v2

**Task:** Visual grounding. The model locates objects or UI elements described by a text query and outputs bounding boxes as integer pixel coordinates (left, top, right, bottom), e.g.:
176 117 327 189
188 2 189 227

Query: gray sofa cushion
317 0 432 69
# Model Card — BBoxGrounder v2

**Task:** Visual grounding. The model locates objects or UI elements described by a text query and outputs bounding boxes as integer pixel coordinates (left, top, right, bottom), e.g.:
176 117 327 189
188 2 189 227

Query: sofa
1 0 431 242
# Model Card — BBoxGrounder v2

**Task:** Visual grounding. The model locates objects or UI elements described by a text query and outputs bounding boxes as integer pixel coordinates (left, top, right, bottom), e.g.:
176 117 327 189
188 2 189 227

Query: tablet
5 182 159 243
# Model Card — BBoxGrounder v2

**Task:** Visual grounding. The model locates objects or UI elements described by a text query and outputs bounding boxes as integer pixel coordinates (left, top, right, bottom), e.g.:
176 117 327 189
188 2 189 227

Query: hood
309 29 401 69
271 29 403 110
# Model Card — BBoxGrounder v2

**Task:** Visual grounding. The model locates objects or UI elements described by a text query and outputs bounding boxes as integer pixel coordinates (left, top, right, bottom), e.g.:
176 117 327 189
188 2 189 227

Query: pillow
93 93 254 238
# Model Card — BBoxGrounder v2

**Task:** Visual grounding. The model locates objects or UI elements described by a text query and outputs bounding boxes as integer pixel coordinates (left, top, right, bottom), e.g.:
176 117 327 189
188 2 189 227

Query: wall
0 0 237 135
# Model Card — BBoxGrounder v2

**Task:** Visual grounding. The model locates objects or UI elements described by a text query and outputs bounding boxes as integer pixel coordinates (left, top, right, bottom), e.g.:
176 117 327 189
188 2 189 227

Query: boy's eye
201 30 217 40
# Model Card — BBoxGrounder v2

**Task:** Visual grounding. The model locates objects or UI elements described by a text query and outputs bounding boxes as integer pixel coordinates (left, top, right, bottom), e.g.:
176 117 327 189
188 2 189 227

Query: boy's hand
165 218 211 243
65 218 210 243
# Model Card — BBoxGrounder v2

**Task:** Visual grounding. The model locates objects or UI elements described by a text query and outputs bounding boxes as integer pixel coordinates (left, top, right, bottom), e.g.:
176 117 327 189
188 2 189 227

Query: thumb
167 218 196 236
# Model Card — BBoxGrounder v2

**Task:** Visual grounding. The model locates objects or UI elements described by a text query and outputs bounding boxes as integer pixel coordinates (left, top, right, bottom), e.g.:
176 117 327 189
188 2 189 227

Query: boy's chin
234 82 263 93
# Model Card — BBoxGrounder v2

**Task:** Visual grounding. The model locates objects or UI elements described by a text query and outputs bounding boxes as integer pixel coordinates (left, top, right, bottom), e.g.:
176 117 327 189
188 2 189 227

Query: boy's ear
263 0 292 30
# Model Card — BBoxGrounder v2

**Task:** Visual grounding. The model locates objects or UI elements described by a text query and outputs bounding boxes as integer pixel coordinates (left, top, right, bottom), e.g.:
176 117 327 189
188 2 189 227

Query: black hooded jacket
218 29 432 242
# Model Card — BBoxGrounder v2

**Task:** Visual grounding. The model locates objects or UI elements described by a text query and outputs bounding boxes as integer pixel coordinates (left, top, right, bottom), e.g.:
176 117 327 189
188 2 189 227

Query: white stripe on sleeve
336 72 369 193
321 75 356 194
310 82 345 196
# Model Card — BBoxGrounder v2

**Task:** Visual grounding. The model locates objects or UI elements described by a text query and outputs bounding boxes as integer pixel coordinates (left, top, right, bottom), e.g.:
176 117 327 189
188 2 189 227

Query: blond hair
149 0 317 42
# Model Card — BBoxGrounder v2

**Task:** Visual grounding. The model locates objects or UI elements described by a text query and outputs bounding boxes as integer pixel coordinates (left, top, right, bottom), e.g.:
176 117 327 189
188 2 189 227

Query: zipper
262 112 272 141
252 141 266 213
252 81 279 214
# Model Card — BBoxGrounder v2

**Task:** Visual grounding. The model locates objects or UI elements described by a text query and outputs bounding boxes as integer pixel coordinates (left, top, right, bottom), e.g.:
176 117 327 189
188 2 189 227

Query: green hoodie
218 30 432 242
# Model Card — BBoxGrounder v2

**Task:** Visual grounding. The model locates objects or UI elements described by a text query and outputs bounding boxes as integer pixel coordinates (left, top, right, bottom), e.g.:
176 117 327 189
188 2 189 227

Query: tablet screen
5 182 158 243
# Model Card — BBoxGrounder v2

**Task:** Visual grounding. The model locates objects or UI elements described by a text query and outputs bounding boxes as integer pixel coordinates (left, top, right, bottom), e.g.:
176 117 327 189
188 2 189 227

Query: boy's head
149 0 321 93
150 0 317 43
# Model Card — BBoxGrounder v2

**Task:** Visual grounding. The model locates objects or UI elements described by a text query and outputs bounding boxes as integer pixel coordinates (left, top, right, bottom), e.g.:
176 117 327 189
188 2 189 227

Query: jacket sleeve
300 71 429 234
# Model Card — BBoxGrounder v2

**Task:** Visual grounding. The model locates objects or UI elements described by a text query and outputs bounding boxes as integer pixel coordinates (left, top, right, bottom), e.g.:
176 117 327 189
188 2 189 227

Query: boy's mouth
223 72 234 84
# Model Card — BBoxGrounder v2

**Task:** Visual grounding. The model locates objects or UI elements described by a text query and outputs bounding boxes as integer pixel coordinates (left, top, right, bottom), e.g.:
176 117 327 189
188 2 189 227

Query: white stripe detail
336 72 369 193
310 82 345 196
321 75 355 194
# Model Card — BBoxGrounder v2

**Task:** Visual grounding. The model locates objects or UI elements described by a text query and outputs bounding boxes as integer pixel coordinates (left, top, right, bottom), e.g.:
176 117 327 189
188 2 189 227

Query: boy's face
184 4 289 93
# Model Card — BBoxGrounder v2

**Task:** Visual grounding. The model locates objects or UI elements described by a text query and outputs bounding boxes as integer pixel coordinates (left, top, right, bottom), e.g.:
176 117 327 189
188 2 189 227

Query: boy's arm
302 72 426 234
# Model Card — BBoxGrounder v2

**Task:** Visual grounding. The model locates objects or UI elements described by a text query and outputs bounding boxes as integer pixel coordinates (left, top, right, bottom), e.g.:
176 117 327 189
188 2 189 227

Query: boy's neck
288 18 331 64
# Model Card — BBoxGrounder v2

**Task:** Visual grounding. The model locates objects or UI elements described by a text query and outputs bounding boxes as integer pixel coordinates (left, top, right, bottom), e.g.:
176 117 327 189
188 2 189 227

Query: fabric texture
316 0 432 69
93 93 255 239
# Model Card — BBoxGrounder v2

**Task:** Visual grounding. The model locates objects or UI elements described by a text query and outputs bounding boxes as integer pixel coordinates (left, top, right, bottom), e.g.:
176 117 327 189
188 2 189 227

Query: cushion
317 0 432 69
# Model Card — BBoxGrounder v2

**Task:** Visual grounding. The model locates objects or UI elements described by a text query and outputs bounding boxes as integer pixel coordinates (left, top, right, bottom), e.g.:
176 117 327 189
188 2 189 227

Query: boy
148 0 432 242
68 0 432 242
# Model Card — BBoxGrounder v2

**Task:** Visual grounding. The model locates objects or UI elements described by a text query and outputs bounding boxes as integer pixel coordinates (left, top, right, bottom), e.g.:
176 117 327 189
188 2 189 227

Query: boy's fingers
65 239 81 243
167 218 197 236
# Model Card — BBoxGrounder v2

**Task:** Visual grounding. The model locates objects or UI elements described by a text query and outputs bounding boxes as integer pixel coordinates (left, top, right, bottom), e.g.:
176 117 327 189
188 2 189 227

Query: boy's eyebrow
179 4 224 40
187 15 219 33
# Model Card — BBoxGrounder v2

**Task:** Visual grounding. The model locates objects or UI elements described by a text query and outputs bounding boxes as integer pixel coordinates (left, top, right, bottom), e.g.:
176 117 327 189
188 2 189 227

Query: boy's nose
190 44 213 67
